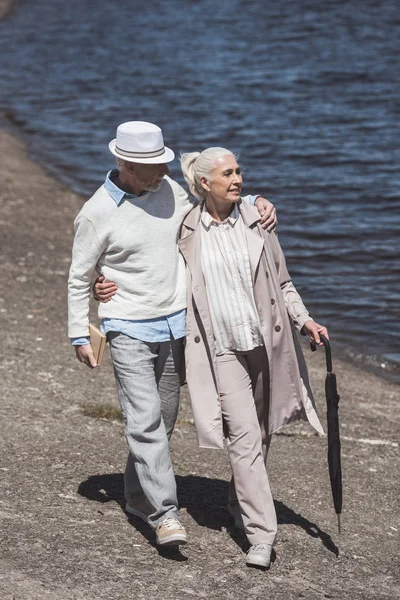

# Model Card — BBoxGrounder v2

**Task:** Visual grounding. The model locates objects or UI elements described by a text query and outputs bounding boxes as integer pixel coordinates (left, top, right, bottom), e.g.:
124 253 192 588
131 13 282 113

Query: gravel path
0 130 399 599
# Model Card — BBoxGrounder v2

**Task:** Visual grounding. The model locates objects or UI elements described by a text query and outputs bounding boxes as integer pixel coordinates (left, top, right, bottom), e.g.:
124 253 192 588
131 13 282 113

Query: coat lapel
177 204 204 294
177 205 214 340
239 201 265 281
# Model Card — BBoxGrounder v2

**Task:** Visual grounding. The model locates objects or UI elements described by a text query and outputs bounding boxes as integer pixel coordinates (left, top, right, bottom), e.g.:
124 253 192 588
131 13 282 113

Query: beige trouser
216 346 277 546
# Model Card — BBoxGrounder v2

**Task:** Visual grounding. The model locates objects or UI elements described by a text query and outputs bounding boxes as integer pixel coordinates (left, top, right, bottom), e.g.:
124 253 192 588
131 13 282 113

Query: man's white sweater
68 176 192 339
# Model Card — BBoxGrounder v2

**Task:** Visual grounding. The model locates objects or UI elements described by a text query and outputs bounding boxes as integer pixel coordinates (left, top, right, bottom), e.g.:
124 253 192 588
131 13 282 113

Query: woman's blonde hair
180 147 236 200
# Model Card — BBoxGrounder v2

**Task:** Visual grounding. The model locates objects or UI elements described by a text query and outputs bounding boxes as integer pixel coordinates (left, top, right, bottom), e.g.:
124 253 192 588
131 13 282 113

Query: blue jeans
109 332 184 528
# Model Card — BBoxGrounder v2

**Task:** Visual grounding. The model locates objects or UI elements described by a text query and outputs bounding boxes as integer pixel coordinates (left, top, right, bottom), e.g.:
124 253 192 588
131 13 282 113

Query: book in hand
89 323 106 366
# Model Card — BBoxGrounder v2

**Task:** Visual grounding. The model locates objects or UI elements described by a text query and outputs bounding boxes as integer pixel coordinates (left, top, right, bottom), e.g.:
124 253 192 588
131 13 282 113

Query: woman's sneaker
156 517 188 546
246 543 273 569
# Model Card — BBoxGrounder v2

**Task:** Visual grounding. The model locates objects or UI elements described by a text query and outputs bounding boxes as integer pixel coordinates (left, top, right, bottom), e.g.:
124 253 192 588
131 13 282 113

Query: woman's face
202 154 243 203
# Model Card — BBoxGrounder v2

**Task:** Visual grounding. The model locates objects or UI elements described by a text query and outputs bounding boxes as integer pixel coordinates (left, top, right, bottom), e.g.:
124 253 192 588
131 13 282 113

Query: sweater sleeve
241 194 257 206
68 214 105 338
267 231 313 332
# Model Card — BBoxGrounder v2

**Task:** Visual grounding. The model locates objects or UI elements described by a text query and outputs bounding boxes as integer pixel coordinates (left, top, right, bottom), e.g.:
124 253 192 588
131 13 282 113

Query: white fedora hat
109 121 175 164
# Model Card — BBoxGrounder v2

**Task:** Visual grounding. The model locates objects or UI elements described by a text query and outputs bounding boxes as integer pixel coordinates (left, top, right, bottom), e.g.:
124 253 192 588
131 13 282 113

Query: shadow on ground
78 472 338 556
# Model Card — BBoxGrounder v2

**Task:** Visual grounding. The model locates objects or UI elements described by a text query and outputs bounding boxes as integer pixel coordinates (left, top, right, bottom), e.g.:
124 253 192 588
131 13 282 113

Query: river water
1 0 399 381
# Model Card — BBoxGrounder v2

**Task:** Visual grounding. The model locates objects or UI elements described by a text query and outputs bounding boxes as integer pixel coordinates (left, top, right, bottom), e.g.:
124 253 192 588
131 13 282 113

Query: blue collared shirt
71 170 257 346
104 169 136 205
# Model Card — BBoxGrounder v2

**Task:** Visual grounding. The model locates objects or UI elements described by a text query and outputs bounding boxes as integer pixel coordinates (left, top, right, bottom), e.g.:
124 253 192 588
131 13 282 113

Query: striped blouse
200 203 263 355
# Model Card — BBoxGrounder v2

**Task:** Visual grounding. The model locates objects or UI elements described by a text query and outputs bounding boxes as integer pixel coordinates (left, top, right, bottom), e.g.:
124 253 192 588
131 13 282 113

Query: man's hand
93 275 118 303
302 321 329 347
255 196 277 232
75 344 98 368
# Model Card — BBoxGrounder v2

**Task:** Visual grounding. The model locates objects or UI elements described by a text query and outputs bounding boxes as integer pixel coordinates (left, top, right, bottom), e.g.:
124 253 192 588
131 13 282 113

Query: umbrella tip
337 514 342 534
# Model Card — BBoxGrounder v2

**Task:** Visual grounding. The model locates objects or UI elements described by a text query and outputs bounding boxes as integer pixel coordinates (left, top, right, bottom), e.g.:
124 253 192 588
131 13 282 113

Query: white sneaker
156 517 188 546
246 543 273 569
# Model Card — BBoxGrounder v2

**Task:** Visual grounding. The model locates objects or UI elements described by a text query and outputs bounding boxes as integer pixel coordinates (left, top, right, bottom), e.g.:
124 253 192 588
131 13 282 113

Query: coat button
265 271 269 278
275 325 281 332
271 299 275 305
194 336 201 343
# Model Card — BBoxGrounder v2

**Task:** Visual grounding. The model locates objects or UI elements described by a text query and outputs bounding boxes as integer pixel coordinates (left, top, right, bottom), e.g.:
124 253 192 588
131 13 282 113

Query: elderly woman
178 147 328 569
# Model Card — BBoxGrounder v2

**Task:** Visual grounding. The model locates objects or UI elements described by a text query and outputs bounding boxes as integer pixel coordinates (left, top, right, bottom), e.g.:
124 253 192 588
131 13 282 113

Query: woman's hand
302 320 329 346
93 275 118 303
254 196 277 232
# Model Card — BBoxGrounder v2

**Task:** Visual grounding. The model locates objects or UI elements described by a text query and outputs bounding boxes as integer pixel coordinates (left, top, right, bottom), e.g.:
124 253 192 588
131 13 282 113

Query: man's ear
200 176 210 192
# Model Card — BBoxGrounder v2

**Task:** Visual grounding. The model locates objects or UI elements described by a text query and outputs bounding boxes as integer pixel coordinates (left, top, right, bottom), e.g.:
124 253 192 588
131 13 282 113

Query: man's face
126 162 170 192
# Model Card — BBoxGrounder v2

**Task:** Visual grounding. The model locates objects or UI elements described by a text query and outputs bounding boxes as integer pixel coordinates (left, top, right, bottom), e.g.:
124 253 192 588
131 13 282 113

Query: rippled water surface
1 0 399 379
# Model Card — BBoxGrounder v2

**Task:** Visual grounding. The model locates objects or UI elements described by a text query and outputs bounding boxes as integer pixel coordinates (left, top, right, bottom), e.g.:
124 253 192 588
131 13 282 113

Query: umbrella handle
309 333 333 373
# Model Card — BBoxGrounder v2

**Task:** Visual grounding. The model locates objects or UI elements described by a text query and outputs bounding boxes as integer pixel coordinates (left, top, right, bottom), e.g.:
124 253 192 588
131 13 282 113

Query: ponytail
180 152 201 198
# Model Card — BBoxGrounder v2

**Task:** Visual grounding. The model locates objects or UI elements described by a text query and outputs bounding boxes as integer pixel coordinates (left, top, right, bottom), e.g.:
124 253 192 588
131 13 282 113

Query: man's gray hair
116 157 127 171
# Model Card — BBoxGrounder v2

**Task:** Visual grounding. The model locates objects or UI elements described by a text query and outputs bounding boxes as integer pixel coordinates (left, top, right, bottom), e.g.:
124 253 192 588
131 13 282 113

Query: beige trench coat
177 201 324 450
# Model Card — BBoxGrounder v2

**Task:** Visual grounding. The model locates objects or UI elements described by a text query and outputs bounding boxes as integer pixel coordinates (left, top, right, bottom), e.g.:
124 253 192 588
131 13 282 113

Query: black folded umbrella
311 334 342 533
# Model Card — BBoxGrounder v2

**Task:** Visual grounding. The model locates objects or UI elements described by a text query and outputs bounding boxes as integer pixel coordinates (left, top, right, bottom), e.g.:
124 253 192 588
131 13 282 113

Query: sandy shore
0 129 399 599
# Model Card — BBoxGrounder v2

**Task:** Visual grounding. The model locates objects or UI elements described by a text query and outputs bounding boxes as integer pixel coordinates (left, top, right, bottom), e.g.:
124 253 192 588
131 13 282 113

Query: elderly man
68 121 276 547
